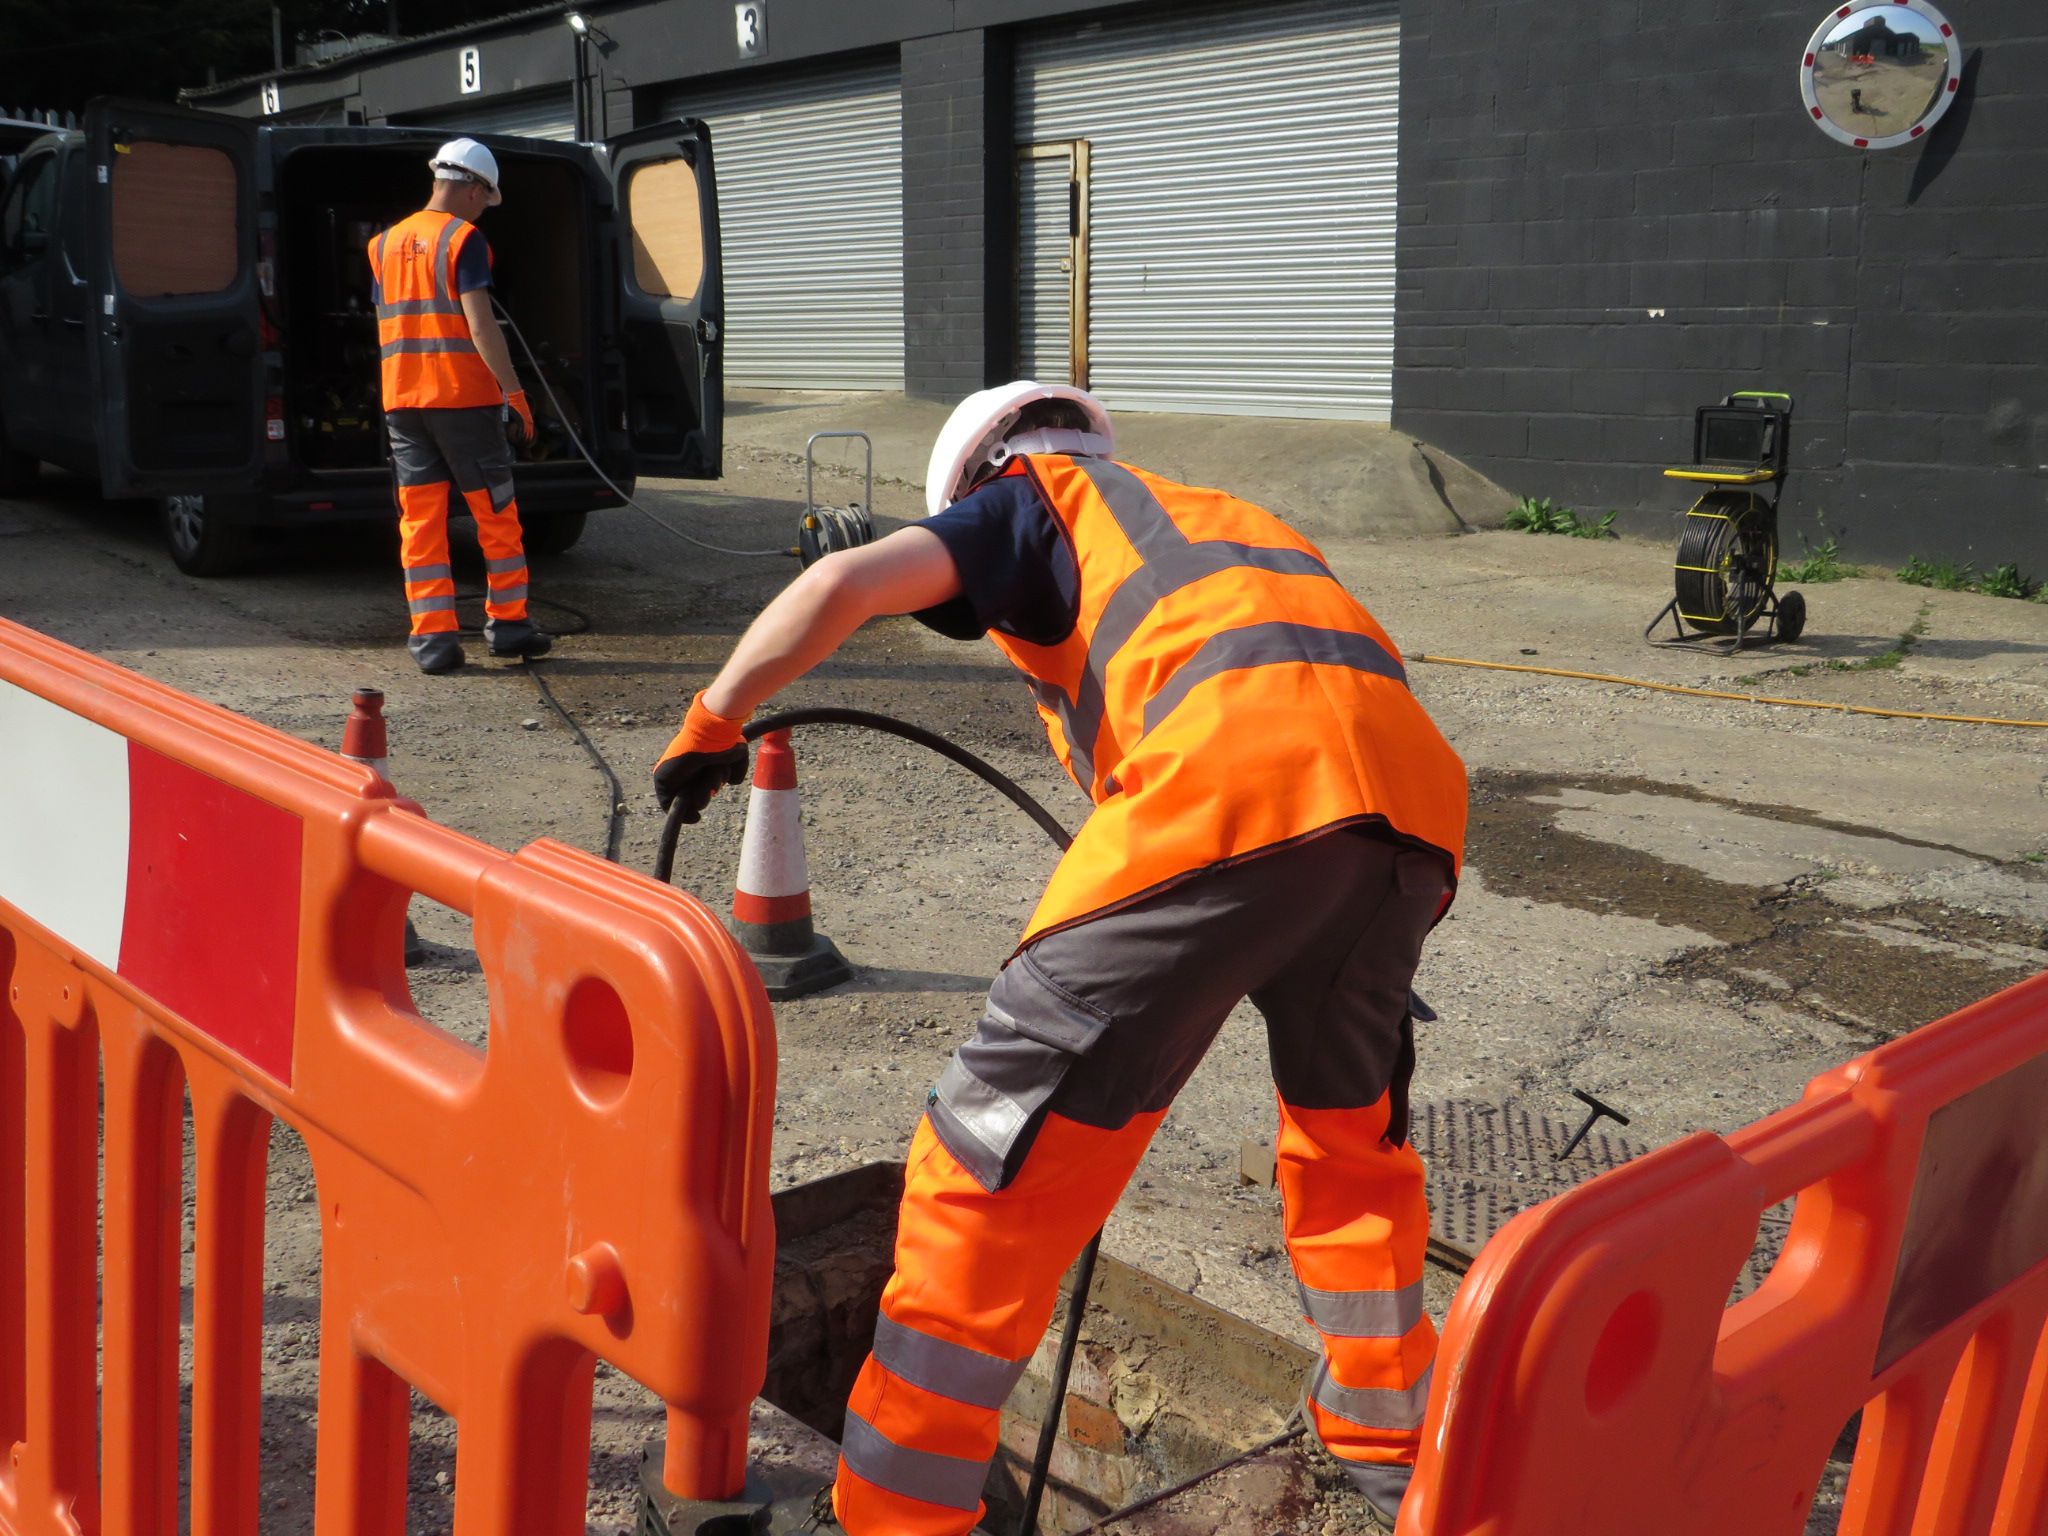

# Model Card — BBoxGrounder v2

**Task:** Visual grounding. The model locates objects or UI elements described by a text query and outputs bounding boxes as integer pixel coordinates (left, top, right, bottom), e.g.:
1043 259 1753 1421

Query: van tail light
265 396 286 442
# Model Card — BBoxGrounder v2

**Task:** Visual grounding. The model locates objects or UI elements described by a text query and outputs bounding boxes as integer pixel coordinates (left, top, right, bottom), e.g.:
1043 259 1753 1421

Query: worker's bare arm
459 289 523 400
703 527 963 718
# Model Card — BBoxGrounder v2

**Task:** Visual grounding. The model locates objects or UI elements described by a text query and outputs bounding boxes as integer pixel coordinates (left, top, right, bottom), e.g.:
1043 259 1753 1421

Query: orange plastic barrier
1404 969 2048 1536
0 616 776 1533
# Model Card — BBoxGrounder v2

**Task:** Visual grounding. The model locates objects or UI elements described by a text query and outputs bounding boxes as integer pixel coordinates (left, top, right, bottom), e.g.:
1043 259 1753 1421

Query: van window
1 154 56 260
110 141 239 297
626 157 704 301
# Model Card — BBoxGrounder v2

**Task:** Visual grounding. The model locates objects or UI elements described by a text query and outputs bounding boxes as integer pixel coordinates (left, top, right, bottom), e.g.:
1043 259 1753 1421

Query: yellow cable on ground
1411 654 2048 730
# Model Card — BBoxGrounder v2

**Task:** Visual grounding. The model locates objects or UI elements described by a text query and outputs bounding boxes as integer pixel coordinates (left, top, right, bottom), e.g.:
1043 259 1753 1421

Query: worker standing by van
368 138 550 674
652 382 1468 1534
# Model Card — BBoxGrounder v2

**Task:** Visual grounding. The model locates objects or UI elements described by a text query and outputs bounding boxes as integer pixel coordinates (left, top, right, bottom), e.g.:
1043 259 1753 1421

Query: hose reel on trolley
1644 391 1806 649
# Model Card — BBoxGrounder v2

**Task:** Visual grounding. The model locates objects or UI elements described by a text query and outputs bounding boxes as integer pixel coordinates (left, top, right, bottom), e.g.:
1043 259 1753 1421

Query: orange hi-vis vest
993 454 1468 944
368 210 501 411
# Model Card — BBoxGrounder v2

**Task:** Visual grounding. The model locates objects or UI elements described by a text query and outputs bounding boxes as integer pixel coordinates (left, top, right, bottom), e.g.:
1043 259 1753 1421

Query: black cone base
728 923 853 1000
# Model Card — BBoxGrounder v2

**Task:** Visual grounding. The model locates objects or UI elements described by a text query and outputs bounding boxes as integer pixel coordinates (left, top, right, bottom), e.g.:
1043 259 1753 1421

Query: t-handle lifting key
1556 1088 1630 1162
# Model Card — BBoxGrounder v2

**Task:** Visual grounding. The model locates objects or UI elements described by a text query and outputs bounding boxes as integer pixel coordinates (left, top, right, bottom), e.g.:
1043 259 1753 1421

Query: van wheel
161 494 250 577
523 511 588 558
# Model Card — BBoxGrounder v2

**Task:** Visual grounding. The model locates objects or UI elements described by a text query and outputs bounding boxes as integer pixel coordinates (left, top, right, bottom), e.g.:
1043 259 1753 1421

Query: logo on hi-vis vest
402 233 431 263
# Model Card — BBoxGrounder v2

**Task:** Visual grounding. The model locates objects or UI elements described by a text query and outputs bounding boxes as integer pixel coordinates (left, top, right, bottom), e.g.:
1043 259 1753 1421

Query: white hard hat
429 138 502 206
924 380 1114 517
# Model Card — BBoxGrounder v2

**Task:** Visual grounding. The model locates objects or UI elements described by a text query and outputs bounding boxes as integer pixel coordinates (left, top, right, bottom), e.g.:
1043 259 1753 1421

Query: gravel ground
2 451 2043 1532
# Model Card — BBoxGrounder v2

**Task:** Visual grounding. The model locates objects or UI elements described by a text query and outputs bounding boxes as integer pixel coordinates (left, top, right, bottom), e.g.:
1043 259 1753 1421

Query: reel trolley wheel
797 430 878 567
1645 391 1806 649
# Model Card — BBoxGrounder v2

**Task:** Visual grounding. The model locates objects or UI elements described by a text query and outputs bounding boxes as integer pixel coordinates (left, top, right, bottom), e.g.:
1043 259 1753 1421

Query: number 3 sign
734 3 765 59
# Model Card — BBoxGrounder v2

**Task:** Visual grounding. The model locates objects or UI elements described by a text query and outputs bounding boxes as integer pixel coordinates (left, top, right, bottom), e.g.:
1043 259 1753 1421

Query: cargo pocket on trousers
927 949 1113 1193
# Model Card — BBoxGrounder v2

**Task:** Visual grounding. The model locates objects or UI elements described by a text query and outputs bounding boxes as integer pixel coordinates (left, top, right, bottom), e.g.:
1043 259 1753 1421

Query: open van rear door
85 100 263 497
607 121 722 478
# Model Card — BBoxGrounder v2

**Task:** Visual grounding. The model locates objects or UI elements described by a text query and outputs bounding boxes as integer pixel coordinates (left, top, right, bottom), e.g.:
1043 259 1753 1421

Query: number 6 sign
734 3 765 59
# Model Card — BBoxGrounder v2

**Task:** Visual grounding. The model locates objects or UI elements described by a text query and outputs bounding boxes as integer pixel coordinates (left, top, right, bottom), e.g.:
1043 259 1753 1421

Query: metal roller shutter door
659 62 903 390
1015 1 1401 420
410 89 575 141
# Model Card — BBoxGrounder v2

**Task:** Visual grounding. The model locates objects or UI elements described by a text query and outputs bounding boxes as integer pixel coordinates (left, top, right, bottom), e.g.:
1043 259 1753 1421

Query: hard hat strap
990 428 1112 466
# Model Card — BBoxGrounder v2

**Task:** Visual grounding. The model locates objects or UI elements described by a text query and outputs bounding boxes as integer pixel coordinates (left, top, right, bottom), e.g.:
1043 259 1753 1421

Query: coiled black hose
651 706 1093 1536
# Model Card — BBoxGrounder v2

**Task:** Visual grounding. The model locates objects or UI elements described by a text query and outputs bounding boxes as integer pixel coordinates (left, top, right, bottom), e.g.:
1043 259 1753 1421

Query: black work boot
484 617 553 659
408 632 466 675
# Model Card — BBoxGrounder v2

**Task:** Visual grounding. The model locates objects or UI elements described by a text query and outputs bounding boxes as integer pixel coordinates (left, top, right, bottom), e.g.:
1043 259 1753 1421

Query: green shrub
1977 562 2038 600
1896 555 1975 592
1781 536 1857 584
1896 556 2039 598
1505 497 1616 539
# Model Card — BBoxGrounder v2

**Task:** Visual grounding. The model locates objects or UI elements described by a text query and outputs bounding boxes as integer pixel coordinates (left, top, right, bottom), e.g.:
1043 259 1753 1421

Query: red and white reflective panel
733 732 813 927
0 678 304 1083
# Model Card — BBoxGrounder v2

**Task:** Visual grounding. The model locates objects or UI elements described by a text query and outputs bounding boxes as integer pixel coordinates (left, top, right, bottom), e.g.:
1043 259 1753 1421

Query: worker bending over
368 138 550 674
654 383 1468 1533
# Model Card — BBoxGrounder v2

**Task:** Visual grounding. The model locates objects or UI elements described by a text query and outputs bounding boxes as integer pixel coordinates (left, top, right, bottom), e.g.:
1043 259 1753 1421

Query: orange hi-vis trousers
384 406 530 636
834 828 1451 1535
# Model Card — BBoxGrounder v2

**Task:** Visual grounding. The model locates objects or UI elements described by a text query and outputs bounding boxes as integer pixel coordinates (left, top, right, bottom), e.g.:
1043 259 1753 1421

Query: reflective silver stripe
839 1410 989 1512
375 297 465 319
403 562 454 584
380 337 479 358
1078 458 1188 564
407 593 458 617
1143 622 1408 734
871 1314 1029 1411
933 1054 1031 1163
1057 540 1333 787
1026 457 1349 793
1310 1357 1432 1432
433 216 463 303
1024 675 1094 793
1297 1278 1425 1339
487 583 528 605
487 477 517 510
484 554 526 575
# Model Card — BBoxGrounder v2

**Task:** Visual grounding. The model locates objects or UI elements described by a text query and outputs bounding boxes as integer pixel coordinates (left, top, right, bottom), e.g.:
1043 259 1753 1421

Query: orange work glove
505 389 536 446
652 691 750 820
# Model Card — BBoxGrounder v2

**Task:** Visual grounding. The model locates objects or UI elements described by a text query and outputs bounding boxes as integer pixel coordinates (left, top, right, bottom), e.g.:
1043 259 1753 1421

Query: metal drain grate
1414 1099 1789 1294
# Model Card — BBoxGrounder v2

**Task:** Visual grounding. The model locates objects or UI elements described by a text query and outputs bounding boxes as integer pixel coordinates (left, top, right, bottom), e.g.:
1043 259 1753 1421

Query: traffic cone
341 688 427 965
728 730 852 1000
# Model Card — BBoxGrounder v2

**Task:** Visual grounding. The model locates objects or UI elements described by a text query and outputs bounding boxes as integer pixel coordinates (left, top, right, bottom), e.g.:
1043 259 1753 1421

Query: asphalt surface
2 424 2045 1532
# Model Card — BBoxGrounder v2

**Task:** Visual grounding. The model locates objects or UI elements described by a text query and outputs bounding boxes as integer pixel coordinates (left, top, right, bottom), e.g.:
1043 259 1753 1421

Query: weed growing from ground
1896 555 1975 591
1977 562 2039 600
1505 497 1617 539
1739 604 1929 682
1896 555 2040 599
1781 536 1858 583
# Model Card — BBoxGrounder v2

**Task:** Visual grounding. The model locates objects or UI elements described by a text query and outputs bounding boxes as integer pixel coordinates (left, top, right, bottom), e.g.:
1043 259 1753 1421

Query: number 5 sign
734 3 766 59
459 46 482 95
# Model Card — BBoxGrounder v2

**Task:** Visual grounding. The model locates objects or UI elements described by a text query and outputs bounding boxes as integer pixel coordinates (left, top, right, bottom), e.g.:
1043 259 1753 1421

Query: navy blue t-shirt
453 227 493 293
914 467 1080 646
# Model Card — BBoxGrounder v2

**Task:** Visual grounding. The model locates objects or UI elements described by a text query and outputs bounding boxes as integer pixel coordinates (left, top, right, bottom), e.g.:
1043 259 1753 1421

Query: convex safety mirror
1801 0 1962 149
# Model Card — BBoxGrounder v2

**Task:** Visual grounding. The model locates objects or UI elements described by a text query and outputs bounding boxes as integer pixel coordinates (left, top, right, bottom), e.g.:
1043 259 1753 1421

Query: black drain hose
652 706 1092 1536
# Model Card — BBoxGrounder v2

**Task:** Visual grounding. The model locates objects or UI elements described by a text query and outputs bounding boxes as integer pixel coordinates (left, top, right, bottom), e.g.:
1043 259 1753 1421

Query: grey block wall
1395 0 2048 566
901 29 1015 400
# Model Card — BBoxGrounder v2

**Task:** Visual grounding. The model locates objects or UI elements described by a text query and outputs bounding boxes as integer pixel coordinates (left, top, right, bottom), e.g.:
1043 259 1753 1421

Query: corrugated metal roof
183 1 591 100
